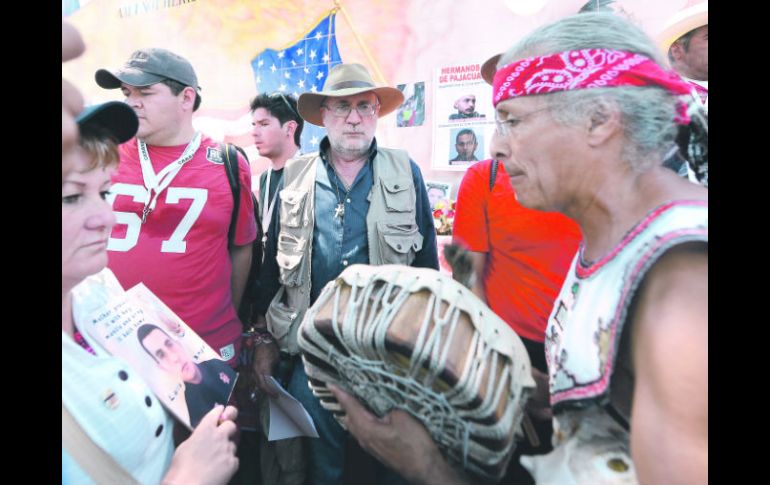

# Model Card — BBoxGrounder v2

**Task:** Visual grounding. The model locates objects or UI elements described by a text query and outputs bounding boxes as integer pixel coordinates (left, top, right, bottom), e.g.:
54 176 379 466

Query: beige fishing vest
266 147 424 354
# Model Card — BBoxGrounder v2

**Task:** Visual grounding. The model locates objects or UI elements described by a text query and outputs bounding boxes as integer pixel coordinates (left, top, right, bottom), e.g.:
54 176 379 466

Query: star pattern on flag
250 13 342 152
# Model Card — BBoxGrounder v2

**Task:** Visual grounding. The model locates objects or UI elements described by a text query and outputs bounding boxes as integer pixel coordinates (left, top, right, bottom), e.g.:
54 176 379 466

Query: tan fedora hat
297 63 405 126
657 1 708 54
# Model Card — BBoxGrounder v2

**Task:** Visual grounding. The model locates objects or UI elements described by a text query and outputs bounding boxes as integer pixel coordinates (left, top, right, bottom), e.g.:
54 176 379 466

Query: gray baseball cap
95 48 201 91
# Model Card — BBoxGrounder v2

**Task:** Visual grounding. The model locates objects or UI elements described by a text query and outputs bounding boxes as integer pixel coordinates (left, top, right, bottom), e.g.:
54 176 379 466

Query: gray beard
329 137 372 160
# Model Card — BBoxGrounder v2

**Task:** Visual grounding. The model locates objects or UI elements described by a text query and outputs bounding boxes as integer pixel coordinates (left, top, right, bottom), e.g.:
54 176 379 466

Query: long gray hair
498 13 679 171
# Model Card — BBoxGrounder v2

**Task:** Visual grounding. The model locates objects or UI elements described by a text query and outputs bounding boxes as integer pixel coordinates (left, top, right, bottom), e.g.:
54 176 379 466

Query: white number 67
106 183 208 254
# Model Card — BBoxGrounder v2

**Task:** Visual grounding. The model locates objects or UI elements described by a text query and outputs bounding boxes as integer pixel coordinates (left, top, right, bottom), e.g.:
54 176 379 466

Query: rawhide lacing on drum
298 264 535 480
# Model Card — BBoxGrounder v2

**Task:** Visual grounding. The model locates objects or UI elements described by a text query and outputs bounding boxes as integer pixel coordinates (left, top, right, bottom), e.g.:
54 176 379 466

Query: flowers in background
433 199 456 235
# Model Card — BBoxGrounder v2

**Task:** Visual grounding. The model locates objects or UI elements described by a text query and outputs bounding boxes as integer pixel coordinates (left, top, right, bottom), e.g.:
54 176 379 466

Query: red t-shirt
107 136 257 364
452 160 581 342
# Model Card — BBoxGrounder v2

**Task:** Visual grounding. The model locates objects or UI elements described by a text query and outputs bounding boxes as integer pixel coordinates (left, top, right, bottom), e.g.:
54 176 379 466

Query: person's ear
669 40 685 62
284 120 297 138
585 99 621 147
180 86 196 110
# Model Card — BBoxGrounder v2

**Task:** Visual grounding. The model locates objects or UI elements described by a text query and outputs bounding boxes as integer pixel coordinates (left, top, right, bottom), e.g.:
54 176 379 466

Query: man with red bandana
330 12 707 485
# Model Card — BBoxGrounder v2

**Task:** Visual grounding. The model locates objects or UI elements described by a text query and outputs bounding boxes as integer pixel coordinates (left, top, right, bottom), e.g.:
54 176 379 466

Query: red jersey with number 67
107 136 257 364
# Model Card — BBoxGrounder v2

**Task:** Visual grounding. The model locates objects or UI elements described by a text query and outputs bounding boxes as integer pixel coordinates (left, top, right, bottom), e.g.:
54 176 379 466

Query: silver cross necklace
329 161 351 220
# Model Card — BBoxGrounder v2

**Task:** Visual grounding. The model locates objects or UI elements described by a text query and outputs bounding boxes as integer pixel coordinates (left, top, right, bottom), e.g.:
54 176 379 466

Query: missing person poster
71 269 237 430
432 63 496 171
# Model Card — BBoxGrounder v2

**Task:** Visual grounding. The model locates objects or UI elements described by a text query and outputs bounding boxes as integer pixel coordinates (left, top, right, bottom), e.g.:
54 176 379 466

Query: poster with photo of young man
72 270 237 429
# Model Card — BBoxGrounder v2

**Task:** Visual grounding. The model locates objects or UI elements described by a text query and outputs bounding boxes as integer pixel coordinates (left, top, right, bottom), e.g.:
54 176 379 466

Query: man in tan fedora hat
250 62 439 484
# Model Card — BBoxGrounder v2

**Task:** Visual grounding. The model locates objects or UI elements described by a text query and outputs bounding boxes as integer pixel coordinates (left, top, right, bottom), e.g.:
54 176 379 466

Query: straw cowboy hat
657 1 708 54
297 63 404 126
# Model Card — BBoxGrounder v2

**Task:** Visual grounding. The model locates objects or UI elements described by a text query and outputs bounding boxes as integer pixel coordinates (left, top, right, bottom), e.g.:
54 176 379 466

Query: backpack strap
222 143 241 248
489 159 498 191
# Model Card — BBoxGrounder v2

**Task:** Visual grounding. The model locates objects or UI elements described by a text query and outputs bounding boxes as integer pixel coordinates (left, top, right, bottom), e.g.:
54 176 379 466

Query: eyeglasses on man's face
494 106 550 137
321 101 380 118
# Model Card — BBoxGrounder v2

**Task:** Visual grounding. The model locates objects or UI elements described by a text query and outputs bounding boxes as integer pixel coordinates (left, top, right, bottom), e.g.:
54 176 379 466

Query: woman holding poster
62 101 239 484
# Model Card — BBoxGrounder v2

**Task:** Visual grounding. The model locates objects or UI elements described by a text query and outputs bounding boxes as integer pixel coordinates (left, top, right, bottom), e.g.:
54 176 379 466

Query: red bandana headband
492 49 694 123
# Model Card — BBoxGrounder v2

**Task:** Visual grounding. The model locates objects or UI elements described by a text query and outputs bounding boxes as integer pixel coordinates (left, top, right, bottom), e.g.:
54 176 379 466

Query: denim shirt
256 137 439 315
311 146 373 303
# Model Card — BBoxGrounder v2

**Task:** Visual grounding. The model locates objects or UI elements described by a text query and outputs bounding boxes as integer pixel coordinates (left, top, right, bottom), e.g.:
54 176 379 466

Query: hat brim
95 68 166 89
76 101 139 144
481 53 502 86
297 86 405 126
658 3 708 53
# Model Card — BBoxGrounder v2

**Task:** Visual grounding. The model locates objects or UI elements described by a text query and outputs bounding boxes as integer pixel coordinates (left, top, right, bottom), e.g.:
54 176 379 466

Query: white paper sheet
264 376 319 441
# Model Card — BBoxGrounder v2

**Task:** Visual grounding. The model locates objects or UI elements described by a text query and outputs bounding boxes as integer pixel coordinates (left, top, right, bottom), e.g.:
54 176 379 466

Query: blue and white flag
251 13 342 152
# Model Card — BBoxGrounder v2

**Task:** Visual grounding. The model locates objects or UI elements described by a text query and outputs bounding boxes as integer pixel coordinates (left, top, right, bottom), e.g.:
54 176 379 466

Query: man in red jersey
95 48 257 366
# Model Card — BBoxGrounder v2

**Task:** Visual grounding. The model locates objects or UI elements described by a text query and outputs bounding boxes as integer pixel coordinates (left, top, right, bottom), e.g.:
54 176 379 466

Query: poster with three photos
432 62 496 171
71 269 237 430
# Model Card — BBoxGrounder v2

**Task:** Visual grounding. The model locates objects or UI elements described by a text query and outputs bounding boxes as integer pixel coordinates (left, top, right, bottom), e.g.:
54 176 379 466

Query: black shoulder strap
258 170 268 211
222 143 240 247
489 159 498 191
